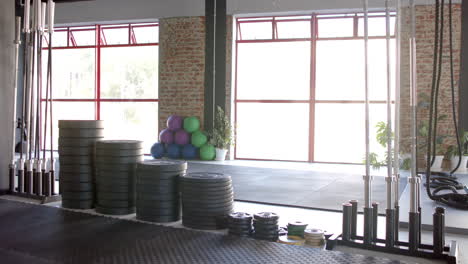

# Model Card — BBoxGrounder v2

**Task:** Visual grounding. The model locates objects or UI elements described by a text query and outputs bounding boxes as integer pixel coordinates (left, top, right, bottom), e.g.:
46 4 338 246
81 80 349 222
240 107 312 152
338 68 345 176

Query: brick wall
158 16 233 133
399 4 461 165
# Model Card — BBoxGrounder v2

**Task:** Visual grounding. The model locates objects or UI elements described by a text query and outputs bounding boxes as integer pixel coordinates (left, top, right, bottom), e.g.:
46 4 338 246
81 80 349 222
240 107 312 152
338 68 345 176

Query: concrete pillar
0 0 15 192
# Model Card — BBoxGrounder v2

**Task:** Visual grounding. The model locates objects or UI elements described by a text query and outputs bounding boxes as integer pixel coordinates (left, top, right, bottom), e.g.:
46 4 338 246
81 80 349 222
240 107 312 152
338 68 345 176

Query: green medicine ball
183 116 200 133
191 130 207 147
200 144 215 160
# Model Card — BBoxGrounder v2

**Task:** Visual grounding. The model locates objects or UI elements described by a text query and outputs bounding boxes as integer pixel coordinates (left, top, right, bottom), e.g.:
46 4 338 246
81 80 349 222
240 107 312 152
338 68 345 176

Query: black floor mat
0 199 407 264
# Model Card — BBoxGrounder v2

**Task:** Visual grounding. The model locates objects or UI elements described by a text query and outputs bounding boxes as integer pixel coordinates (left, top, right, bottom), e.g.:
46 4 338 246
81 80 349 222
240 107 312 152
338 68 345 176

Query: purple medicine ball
159 128 174 144
174 130 190 145
167 115 183 131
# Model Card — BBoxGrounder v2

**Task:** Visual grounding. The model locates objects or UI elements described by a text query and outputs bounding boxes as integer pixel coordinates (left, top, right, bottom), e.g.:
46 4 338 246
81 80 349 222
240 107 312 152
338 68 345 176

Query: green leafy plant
209 106 234 150
365 121 394 170
444 131 468 159
417 116 447 155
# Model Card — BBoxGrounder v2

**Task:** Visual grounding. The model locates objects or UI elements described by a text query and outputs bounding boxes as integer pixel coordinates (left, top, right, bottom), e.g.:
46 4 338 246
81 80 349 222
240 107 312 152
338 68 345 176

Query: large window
235 13 395 163
41 23 159 151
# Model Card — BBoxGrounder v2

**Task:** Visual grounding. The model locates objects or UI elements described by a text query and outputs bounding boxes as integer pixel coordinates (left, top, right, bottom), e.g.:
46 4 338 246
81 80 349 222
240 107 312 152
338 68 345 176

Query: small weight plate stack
287 221 308 238
304 228 325 247
227 212 253 237
95 140 143 215
180 172 234 230
58 120 104 209
253 212 280 241
136 160 187 223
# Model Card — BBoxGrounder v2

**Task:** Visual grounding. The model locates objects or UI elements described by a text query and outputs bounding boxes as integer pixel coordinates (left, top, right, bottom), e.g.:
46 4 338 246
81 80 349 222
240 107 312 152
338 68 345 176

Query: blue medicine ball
150 142 166 159
167 144 181 159
182 144 198 160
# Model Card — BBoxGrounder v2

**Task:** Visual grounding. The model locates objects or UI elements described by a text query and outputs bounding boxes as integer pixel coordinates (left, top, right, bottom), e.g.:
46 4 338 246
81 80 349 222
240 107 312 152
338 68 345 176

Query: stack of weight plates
253 212 280 241
287 221 308 238
95 140 143 215
180 172 234 230
58 120 104 209
227 212 253 237
304 228 325 247
136 160 187 223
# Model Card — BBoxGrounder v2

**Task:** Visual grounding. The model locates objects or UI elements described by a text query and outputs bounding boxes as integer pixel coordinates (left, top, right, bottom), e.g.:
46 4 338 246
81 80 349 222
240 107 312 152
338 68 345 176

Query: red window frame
234 13 395 164
41 23 159 149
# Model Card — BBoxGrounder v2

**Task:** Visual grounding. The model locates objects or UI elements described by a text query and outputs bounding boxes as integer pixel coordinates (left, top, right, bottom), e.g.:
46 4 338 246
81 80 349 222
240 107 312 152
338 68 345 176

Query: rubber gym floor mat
0 199 408 264
187 163 407 214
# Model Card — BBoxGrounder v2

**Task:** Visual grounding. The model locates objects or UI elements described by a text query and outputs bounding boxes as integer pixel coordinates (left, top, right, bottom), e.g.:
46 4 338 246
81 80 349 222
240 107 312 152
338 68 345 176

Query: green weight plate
59 128 105 138
96 163 137 171
59 164 95 174
97 199 135 208
59 146 95 156
137 160 187 172
96 140 143 150
60 182 94 192
95 206 135 215
59 173 93 182
61 191 94 200
97 192 135 200
58 120 104 129
95 148 144 157
58 138 103 147
136 214 180 223
180 172 231 183
62 199 94 209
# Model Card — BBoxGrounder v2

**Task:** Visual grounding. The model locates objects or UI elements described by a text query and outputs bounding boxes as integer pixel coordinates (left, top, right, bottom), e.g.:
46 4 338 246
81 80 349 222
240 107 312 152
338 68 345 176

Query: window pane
42 102 95 150
315 40 364 100
358 17 396 37
100 102 158 151
276 21 311 39
71 29 95 46
318 18 354 38
101 46 158 99
237 42 310 100
236 103 309 161
133 26 158 43
239 22 273 40
51 30 68 47
368 39 396 100
102 27 129 45
42 49 95 99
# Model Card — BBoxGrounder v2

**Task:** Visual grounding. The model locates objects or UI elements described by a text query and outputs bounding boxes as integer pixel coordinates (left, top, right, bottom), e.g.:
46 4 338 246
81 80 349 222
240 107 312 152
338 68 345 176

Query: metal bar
342 203 353 241
309 15 317 162
204 0 215 132
350 200 358 238
96 25 101 120
459 0 468 131
214 0 227 111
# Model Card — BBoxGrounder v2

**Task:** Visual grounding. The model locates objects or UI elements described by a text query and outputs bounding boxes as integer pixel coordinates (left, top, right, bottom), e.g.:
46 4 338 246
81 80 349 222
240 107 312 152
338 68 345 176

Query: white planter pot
215 148 228 161
430 155 444 170
450 156 468 172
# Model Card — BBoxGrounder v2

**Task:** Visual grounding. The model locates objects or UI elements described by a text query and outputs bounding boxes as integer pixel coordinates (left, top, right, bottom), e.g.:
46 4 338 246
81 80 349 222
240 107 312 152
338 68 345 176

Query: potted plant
210 106 233 161
417 117 447 170
444 131 468 172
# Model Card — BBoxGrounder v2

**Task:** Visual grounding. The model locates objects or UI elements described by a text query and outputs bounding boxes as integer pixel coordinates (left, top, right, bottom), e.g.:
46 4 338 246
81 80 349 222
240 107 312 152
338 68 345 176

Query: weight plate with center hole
228 224 252 232
136 179 180 188
96 177 135 186
137 160 187 172
96 140 143 150
181 195 234 205
136 205 180 214
180 185 233 194
61 191 94 200
95 156 143 164
181 189 234 198
97 184 133 193
97 192 135 200
96 199 135 208
136 172 182 181
253 219 279 226
180 181 233 189
59 165 95 174
228 212 253 221
136 183 178 192
182 206 234 215
61 199 94 209
59 128 105 138
58 137 103 147
180 172 231 183
254 212 279 221
136 214 180 223
96 163 137 171
96 171 134 179
95 206 135 215
59 147 95 156
95 148 144 157
96 180 134 189
59 173 93 182
58 120 104 129
59 158 93 166
59 182 94 192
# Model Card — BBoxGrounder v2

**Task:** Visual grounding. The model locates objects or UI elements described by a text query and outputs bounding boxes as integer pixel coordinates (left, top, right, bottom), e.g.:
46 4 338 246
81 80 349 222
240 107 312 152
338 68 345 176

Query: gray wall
0 0 15 191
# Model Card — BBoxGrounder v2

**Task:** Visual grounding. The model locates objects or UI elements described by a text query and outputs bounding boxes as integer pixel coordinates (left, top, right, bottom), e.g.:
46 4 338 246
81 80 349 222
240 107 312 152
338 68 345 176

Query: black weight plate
96 163 137 171
136 206 180 215
180 187 233 196
95 148 144 157
60 182 94 192
58 120 104 129
136 179 180 188
136 214 180 223
59 128 105 138
181 197 233 207
254 212 279 221
180 182 233 190
97 199 135 208
228 226 252 233
61 191 94 200
180 172 231 183
59 155 93 163
136 172 182 181
59 165 95 174
137 160 187 172
253 227 280 234
96 180 133 189
228 232 252 238
181 190 234 199
95 206 135 215
96 177 134 186
59 147 94 156
137 192 179 200
95 155 143 164
181 193 234 201
96 171 134 179
136 198 179 206
97 184 133 193
96 140 143 150
136 183 178 192
59 173 93 182
253 219 279 226
97 192 135 200
182 207 233 216
62 199 94 209
58 137 103 147
228 212 253 221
